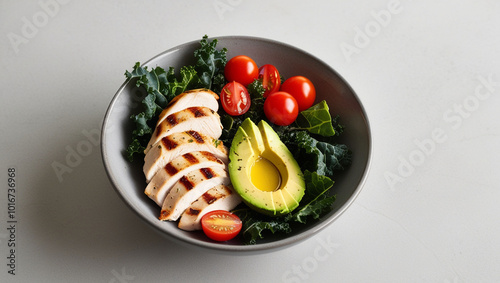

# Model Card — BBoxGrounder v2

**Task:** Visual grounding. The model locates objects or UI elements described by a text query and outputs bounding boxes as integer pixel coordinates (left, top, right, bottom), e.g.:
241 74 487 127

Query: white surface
1 0 499 282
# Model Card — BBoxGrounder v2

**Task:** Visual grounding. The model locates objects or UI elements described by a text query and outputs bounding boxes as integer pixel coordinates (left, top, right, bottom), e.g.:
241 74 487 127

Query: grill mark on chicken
165 115 178 127
160 211 169 219
179 175 194 191
200 151 224 164
161 136 178 150
164 163 178 176
200 168 215 180
186 208 200 216
182 152 198 164
188 107 207 118
154 116 177 138
187 131 204 143
202 191 219 204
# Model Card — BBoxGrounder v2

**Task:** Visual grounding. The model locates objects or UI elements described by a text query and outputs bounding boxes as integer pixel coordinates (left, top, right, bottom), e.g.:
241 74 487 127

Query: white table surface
1 1 499 282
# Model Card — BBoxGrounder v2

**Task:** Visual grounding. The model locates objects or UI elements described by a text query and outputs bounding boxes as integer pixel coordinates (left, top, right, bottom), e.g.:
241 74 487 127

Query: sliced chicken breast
144 148 225 183
178 184 242 231
143 131 228 183
144 151 226 205
159 167 230 221
156 89 219 126
144 107 222 154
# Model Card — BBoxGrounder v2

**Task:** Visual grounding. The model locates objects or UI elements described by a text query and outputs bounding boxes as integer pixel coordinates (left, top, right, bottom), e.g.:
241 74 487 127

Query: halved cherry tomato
220 81 251 116
280 76 316 111
258 64 281 98
201 210 242 242
224 55 259 86
264 91 299 126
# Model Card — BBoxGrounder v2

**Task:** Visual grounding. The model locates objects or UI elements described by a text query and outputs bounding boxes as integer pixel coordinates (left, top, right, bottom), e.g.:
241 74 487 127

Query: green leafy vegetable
193 35 228 93
246 78 266 97
293 100 335 136
280 131 352 179
125 138 146 161
316 141 351 172
232 207 292 245
285 171 335 224
166 66 201 97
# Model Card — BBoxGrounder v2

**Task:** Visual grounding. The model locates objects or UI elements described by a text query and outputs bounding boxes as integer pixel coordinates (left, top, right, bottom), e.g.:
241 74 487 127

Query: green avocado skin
228 118 305 217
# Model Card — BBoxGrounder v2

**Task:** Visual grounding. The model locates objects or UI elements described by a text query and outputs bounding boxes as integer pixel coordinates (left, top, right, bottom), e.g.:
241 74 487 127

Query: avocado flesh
228 118 305 216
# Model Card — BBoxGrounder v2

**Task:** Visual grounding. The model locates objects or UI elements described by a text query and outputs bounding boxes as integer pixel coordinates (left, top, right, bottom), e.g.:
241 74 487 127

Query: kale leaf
285 171 335 224
193 35 228 93
293 100 336 137
232 207 292 245
278 130 351 179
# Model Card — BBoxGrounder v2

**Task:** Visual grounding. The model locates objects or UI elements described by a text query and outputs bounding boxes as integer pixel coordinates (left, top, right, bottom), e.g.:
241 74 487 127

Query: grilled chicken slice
156 89 219 126
143 131 228 183
144 151 226 205
159 167 230 221
178 184 242 231
144 107 222 154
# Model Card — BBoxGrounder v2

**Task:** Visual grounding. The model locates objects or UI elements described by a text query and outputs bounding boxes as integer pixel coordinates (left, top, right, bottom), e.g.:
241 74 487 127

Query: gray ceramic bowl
101 36 371 253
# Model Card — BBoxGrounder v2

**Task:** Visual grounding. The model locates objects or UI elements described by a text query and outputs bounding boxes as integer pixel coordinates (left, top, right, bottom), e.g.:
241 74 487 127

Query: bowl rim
101 35 372 253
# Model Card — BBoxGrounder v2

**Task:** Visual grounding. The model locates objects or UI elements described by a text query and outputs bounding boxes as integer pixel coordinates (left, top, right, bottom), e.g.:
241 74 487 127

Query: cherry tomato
264 91 299 126
224 55 259 86
220 81 251 116
201 210 242 242
280 76 316 111
258 64 281 98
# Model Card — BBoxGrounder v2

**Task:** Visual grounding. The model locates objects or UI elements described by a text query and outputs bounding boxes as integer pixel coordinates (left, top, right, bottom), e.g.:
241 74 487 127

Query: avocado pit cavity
250 157 281 192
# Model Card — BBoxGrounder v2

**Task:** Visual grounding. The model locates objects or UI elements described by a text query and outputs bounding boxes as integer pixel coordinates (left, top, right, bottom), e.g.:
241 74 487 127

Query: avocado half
228 118 305 216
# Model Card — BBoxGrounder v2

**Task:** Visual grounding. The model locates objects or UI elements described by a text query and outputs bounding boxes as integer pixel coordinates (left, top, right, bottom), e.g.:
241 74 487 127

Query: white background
1 0 499 282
